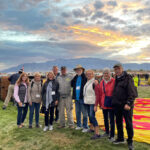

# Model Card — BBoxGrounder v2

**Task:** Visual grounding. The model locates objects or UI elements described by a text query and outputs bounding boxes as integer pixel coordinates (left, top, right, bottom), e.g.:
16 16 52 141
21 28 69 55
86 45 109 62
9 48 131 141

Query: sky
0 0 150 70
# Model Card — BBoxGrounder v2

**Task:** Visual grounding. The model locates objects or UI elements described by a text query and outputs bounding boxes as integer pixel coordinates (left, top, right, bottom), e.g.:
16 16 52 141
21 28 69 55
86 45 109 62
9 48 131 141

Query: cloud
94 1 104 10
107 1 117 7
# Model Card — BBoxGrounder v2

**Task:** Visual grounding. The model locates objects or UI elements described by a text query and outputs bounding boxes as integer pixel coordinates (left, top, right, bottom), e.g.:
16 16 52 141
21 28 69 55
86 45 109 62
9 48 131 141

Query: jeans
29 102 40 126
54 105 59 121
75 100 88 129
86 104 98 127
17 103 28 125
45 106 54 126
103 109 115 137
115 108 134 144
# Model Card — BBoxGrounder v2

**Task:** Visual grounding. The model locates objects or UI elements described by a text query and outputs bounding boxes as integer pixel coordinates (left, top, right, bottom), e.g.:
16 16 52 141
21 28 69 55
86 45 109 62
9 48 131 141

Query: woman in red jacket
94 68 115 142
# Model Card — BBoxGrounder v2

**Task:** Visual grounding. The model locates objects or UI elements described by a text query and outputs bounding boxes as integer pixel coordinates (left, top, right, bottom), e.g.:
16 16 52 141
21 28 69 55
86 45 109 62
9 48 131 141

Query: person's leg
21 103 29 124
35 103 40 126
3 85 14 107
81 103 88 129
75 100 81 127
65 96 74 127
50 106 54 125
58 98 66 127
114 108 124 141
109 109 115 138
103 109 109 135
44 107 49 126
55 106 59 121
17 106 23 126
123 108 134 145
29 102 34 126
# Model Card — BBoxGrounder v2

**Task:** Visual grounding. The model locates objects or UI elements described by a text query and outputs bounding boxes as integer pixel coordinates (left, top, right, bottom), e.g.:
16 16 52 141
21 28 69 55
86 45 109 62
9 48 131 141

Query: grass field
0 86 150 150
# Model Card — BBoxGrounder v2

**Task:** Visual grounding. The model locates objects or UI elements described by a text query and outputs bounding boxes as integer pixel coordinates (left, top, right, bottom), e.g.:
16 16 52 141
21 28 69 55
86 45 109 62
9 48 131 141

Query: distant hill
0 58 150 73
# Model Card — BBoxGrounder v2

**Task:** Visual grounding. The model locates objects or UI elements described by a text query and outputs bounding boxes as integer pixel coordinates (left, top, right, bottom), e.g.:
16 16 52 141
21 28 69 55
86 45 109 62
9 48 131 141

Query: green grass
0 86 150 150
137 86 150 98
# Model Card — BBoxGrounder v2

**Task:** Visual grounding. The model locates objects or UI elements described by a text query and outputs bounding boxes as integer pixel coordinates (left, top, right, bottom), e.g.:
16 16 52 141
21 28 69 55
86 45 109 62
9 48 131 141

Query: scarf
46 81 53 110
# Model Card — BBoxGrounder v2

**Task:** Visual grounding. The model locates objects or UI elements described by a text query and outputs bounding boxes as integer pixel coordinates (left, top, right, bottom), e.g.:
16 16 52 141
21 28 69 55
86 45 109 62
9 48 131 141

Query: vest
18 84 26 103
83 78 96 104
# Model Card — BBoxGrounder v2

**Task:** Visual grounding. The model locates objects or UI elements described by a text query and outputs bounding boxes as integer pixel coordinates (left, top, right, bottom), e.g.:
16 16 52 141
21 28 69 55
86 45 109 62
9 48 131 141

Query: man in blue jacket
2 69 23 109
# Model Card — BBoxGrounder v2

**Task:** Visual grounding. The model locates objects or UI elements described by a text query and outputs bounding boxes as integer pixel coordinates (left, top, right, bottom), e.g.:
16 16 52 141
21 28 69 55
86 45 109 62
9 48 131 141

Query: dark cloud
94 1 104 10
61 12 71 18
107 1 117 7
72 8 85 18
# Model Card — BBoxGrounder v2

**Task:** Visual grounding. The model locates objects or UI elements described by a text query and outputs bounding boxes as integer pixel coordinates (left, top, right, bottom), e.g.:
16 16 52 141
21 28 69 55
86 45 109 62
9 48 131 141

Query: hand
94 80 99 85
55 100 58 106
18 102 22 107
29 102 32 106
94 106 97 112
124 104 131 110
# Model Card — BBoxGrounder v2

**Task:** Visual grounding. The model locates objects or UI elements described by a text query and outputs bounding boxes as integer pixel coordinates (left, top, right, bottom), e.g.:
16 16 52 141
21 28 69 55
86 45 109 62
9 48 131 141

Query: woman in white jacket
84 70 101 140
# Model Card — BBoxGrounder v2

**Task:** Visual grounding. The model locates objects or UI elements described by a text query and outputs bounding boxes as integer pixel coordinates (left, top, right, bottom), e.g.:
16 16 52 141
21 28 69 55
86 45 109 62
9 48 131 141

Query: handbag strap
103 81 106 96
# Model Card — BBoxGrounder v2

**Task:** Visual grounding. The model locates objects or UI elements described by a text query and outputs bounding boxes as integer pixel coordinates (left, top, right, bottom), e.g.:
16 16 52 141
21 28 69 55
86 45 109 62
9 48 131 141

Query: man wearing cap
112 63 137 150
57 66 74 128
71 65 88 132
2 69 23 109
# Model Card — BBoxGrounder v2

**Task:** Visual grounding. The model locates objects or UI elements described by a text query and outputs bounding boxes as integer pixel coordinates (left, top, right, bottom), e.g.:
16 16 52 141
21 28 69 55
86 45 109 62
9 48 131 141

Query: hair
16 72 29 86
34 72 41 77
86 70 94 77
103 68 111 74
47 71 55 79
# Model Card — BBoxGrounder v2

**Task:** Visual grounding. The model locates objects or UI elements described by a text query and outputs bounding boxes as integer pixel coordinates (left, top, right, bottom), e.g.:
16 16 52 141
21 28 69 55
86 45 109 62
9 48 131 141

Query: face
86 71 94 80
53 67 58 75
114 66 123 76
76 68 83 75
34 75 41 82
61 68 67 75
48 73 54 80
22 75 27 82
103 72 110 81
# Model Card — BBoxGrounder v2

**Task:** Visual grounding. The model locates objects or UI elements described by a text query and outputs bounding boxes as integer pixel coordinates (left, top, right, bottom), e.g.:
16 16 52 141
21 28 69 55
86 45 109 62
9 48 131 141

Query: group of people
2 63 137 150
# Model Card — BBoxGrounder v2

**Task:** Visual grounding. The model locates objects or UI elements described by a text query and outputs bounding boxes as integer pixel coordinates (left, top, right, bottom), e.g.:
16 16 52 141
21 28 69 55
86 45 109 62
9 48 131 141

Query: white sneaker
43 126 49 131
82 128 89 133
75 126 82 130
108 137 115 142
49 125 53 131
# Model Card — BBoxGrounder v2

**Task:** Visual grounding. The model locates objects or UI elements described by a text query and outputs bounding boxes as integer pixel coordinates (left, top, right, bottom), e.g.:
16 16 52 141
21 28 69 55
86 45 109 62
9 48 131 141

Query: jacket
112 71 136 108
95 78 115 109
41 79 59 107
71 73 87 100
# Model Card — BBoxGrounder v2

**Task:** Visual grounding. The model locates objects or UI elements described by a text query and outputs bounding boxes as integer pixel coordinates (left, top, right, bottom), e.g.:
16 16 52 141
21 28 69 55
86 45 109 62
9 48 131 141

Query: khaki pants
58 95 74 127
3 84 14 107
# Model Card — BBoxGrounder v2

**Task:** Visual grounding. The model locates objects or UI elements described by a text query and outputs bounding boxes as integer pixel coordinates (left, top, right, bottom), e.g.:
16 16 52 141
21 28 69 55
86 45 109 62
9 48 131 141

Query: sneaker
43 126 49 131
108 137 115 142
29 125 32 129
49 125 53 131
2 105 6 110
82 128 89 133
128 143 134 150
87 129 94 133
102 133 109 137
75 126 82 130
58 125 65 129
113 139 125 144
91 134 101 140
36 124 40 128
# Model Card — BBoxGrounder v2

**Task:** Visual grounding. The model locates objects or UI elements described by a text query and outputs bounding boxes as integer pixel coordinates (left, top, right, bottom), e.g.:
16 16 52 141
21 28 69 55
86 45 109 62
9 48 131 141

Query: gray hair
103 68 111 74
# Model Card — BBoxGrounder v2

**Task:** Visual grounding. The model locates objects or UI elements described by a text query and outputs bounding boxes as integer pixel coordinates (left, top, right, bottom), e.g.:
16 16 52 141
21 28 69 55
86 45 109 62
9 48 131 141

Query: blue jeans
17 103 28 125
86 104 98 127
103 109 115 137
29 102 40 126
75 100 88 129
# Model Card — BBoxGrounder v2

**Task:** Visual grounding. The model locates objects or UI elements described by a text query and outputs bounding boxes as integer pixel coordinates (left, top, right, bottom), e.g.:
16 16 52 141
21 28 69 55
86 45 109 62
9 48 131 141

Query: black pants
115 108 134 144
103 109 115 137
45 106 54 126
54 105 59 121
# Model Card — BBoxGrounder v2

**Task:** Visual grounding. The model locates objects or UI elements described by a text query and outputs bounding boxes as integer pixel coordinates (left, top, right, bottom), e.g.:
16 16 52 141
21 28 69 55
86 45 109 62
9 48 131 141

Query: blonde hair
34 72 41 77
16 72 29 86
47 71 55 79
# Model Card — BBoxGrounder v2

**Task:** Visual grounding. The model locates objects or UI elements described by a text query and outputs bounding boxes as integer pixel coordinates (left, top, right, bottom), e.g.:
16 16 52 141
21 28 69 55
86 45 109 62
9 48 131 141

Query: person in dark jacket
112 63 137 150
71 65 88 132
41 71 59 131
2 69 23 109
52 66 60 122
